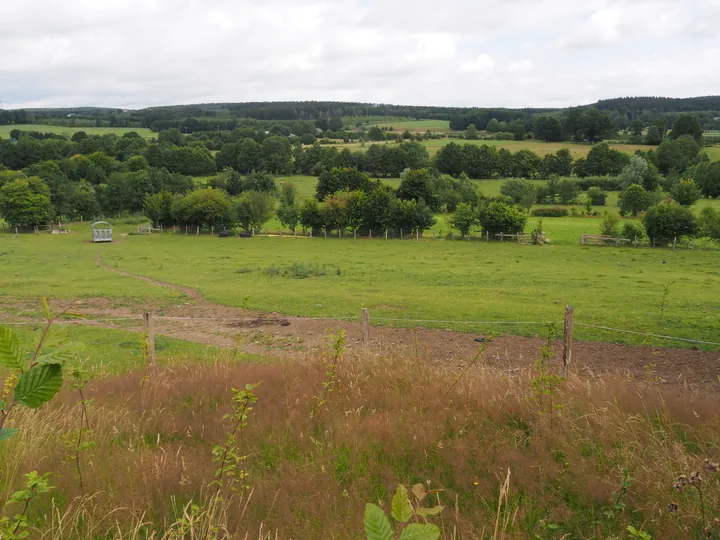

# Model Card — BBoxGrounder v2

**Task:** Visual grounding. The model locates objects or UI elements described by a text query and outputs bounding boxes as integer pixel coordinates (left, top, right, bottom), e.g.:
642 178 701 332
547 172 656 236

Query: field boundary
5 313 719 348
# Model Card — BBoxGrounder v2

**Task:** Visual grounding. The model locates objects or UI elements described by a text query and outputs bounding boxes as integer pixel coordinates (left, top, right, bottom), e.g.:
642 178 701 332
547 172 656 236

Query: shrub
670 179 701 207
618 184 651 217
477 201 527 236
557 178 581 204
643 202 697 244
621 221 645 241
599 214 620 237
448 202 477 236
586 186 607 206
574 176 623 191
531 207 569 217
698 207 720 244
232 190 276 232
500 179 537 207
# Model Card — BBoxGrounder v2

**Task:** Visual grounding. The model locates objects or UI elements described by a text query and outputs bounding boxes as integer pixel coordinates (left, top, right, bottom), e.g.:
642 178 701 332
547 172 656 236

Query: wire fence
2 313 718 348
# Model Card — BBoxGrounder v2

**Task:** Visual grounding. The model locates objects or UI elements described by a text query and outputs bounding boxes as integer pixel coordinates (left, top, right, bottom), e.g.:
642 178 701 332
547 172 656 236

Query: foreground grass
1 349 718 538
0 124 155 140
1 230 718 347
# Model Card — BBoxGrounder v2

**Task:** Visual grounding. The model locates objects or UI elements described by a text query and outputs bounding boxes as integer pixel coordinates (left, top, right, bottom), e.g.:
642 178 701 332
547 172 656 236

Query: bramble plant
365 484 443 540
210 382 261 496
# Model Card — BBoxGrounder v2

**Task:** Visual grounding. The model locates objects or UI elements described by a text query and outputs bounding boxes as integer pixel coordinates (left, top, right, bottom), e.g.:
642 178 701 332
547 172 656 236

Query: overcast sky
1 0 718 110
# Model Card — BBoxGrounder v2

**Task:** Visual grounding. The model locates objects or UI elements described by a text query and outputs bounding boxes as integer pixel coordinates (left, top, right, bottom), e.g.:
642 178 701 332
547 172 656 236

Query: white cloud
459 54 494 73
508 60 534 72
0 0 717 109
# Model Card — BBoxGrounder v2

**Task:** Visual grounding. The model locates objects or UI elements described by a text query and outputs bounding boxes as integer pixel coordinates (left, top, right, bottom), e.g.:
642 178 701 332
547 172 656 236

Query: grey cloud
0 0 717 109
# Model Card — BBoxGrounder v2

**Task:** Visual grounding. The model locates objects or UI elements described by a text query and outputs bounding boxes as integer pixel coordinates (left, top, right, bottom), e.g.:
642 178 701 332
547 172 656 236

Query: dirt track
3 257 719 390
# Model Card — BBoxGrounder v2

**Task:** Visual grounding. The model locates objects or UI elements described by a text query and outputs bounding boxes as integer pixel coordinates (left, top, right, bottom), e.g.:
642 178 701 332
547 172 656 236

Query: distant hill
2 96 719 132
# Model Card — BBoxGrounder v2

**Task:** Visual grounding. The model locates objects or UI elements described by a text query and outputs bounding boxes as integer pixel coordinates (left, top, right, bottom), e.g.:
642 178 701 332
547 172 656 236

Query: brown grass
1 346 719 538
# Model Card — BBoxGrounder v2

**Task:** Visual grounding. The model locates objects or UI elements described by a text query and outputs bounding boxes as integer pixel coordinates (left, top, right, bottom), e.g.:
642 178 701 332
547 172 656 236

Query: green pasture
364 119 456 133
0 124 155 140
1 226 718 348
10 324 217 374
337 138 720 161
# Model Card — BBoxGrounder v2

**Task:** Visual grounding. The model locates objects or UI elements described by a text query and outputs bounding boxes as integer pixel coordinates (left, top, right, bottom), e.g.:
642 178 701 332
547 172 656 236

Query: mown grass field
0 124 155 139
1 225 718 348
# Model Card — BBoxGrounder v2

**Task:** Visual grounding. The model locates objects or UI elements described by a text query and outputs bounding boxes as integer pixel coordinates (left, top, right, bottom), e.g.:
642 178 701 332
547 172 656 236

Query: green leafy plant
530 323 565 429
365 484 443 540
311 330 346 426
62 366 95 496
0 299 84 442
210 382 261 496
0 471 53 539
626 525 652 539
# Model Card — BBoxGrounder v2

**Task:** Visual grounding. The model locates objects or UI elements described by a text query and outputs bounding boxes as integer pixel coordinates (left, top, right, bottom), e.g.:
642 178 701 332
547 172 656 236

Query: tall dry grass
1 344 718 538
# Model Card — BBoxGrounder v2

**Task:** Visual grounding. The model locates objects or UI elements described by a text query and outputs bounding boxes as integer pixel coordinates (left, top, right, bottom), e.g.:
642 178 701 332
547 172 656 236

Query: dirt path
4 261 719 391
95 254 204 300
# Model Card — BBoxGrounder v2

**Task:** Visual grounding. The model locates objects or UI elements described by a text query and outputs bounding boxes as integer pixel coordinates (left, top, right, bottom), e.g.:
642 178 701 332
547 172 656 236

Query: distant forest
1 96 720 133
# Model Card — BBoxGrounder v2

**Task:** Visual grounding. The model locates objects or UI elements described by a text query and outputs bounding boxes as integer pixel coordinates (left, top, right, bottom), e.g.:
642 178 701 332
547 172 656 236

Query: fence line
2 314 717 348
574 322 720 347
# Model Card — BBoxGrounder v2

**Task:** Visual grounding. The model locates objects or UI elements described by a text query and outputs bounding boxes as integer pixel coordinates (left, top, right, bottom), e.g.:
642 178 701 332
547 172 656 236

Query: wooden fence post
562 306 573 378
362 308 370 347
143 312 156 367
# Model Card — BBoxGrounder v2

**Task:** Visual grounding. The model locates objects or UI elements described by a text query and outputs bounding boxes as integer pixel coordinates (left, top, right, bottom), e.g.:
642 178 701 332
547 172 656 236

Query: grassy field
337 138 720 160
1 226 718 347
0 124 155 140
11 323 216 374
361 119 456 133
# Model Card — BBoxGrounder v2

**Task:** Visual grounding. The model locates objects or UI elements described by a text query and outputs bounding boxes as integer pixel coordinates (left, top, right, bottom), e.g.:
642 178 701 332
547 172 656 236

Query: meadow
1 223 718 348
1 349 718 538
0 124 155 139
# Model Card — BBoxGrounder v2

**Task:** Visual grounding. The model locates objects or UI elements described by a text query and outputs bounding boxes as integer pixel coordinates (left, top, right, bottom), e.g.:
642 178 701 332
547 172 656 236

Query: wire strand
575 322 720 346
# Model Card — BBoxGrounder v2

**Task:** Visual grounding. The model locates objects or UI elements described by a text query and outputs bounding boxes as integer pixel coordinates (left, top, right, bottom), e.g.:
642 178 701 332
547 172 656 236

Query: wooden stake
143 312 156 367
562 305 573 378
361 308 370 347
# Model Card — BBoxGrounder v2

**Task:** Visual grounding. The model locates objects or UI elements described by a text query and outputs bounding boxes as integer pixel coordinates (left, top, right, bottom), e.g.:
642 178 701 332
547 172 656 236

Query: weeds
310 330 346 427
263 262 328 279
530 323 565 429
210 383 261 496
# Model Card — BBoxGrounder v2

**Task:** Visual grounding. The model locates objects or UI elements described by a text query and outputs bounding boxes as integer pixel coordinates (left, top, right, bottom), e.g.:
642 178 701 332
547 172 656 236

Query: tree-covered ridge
3 95 719 132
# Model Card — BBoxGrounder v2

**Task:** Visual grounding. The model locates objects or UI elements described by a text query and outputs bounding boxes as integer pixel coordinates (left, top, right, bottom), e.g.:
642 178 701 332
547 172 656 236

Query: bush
599 214 620 237
621 221 645 241
670 179 701 207
531 207 569 217
500 179 537 207
574 176 623 191
477 201 527 236
232 190 276 232
643 202 697 244
586 186 607 206
618 184 651 217
557 178 580 204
